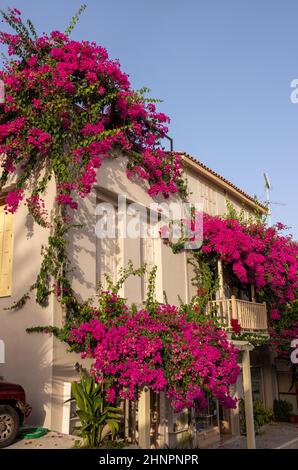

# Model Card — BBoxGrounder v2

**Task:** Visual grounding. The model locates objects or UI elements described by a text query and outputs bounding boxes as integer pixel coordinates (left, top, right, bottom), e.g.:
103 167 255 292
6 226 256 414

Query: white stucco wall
0 178 56 427
0 154 268 431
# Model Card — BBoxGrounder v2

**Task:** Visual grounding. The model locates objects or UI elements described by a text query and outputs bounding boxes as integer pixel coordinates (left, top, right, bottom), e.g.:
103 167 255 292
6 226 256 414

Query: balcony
206 296 268 332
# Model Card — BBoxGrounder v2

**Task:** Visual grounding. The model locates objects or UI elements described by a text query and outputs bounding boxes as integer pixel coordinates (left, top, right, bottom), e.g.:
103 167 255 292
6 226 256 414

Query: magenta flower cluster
69 294 240 412
201 215 298 315
0 9 186 217
187 214 298 354
162 213 297 354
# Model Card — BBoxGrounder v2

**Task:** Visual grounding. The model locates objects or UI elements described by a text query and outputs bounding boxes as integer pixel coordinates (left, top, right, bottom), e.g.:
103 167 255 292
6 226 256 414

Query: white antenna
263 172 272 225
0 80 5 104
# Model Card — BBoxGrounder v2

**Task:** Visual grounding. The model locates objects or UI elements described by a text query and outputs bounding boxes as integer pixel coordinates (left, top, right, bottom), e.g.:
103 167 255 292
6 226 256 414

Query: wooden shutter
141 217 155 300
0 204 14 297
97 201 119 288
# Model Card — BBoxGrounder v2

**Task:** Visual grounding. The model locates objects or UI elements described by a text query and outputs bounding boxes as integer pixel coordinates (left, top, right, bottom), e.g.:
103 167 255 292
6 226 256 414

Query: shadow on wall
66 157 137 300
67 196 97 301
67 154 182 302
1 154 185 430
0 188 56 427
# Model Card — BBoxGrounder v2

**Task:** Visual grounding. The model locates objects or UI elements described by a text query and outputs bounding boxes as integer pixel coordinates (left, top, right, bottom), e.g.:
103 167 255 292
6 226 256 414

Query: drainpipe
164 134 173 152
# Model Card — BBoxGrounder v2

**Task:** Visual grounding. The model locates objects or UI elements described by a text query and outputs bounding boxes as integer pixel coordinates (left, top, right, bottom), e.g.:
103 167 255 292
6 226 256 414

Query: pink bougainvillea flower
69 296 240 412
230 318 242 334
0 7 187 221
174 212 298 356
56 193 78 210
5 188 24 213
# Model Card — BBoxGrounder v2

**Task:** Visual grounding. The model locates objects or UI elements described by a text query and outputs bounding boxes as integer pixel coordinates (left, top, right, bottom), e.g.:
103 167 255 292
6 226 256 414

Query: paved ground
208 422 298 449
7 431 82 449
4 422 298 449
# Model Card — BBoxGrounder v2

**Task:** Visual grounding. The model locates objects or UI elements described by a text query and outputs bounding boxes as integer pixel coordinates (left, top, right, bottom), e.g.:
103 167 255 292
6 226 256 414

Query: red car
0 381 31 448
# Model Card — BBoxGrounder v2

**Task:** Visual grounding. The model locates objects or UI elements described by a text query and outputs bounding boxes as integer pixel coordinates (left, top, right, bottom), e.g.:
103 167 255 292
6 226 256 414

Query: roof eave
180 153 268 214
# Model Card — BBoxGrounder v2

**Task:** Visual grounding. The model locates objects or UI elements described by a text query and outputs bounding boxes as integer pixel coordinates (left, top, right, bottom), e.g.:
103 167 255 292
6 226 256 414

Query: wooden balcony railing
206 296 268 332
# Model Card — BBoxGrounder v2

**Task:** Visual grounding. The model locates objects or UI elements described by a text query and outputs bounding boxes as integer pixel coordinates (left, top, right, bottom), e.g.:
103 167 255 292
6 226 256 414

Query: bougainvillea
270 300 298 357
67 291 240 412
27 264 240 411
0 8 186 208
230 318 242 334
0 7 186 307
201 216 298 309
165 212 298 356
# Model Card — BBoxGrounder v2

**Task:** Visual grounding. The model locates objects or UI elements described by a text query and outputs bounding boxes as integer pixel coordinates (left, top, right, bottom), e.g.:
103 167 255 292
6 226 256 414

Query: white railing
206 296 267 331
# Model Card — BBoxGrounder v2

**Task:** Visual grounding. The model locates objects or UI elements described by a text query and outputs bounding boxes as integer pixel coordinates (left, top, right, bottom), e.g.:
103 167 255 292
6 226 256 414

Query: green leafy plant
26 261 149 341
231 331 270 348
0 6 187 316
273 399 293 422
69 374 122 448
162 432 195 449
29 262 241 414
225 198 268 225
239 398 273 435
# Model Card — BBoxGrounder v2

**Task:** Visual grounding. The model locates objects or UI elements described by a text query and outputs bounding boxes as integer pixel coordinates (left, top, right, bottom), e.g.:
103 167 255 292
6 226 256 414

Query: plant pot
289 415 297 424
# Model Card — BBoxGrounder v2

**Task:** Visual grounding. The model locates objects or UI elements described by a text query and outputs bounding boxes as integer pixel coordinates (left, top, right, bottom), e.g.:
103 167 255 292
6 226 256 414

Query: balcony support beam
138 386 151 449
217 259 225 299
232 340 255 449
241 344 256 449
231 295 237 320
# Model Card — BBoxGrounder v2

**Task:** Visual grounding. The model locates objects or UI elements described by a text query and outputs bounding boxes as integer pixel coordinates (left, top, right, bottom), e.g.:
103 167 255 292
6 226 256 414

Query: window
96 195 121 289
0 202 14 297
195 397 218 431
199 180 218 215
140 216 156 300
251 366 264 402
95 192 161 304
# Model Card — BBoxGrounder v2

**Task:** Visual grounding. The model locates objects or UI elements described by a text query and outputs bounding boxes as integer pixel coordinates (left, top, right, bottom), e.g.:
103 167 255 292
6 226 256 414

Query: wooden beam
217 259 224 299
251 285 256 302
138 387 151 449
231 295 237 320
158 392 168 448
242 348 256 449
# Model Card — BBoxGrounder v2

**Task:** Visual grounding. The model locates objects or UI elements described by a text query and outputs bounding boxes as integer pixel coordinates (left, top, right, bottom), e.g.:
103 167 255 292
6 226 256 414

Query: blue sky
1 0 298 237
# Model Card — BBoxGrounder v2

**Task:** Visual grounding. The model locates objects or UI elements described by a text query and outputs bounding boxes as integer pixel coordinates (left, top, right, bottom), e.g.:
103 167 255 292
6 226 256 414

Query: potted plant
273 399 293 422
68 374 122 448
288 414 298 424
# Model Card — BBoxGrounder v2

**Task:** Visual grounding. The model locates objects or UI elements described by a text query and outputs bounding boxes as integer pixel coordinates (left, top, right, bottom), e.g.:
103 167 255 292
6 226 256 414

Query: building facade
0 152 280 447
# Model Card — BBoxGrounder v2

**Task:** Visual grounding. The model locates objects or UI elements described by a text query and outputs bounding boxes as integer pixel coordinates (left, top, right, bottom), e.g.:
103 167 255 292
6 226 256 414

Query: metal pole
164 134 173 152
266 185 272 226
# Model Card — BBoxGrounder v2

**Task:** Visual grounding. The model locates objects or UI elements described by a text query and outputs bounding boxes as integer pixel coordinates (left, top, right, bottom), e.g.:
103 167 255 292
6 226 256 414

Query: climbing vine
28 264 240 412
0 7 187 310
163 207 298 355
